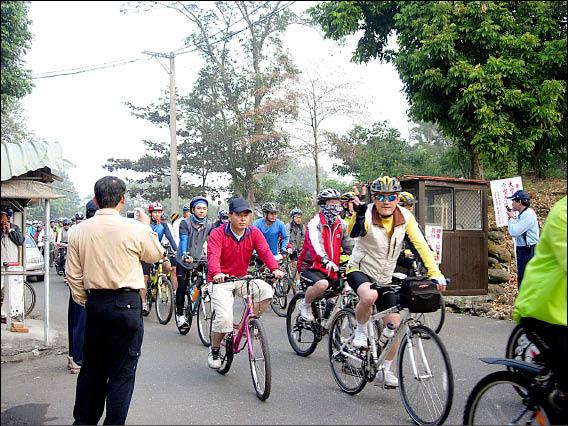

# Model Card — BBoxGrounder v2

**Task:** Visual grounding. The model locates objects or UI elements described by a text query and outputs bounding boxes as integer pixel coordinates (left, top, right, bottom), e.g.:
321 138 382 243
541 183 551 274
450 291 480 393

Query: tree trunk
469 145 484 179
314 151 321 194
245 174 255 207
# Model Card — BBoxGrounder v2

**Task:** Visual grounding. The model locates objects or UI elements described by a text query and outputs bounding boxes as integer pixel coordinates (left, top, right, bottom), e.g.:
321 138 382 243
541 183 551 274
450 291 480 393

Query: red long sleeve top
207 223 279 281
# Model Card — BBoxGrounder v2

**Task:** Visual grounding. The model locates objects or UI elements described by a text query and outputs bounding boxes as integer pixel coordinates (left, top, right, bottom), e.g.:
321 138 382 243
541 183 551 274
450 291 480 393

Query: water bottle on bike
379 322 397 348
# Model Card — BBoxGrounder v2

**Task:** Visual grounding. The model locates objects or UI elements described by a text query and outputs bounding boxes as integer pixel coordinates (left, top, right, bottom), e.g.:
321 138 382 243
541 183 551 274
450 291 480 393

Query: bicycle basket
399 277 441 313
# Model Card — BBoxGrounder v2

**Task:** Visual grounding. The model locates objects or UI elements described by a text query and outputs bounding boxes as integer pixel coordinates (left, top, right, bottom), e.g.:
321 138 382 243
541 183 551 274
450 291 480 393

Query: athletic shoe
299 300 314 321
207 347 221 369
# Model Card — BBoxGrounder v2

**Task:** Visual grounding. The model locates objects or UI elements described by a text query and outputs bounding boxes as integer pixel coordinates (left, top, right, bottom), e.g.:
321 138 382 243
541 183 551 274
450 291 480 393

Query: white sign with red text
490 176 523 227
424 225 443 265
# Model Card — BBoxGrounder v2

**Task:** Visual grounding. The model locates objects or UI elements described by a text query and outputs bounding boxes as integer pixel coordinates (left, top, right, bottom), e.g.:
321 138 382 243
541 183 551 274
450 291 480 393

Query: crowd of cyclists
28 173 565 423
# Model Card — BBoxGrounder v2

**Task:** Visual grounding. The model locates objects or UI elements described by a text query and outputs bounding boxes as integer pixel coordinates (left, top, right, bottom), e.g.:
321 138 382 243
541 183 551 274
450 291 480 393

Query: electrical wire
31 1 296 80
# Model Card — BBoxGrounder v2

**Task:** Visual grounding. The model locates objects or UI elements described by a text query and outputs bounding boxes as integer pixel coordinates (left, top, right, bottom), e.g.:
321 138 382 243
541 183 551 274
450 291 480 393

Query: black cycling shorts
300 269 340 291
169 255 177 267
347 270 398 312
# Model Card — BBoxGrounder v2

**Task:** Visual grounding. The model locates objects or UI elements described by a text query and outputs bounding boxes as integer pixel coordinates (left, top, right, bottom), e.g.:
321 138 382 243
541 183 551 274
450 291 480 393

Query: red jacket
207 224 279 281
297 212 350 280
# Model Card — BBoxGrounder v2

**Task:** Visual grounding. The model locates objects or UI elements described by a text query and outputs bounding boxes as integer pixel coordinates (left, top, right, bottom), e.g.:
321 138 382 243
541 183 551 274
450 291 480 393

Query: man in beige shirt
66 176 164 425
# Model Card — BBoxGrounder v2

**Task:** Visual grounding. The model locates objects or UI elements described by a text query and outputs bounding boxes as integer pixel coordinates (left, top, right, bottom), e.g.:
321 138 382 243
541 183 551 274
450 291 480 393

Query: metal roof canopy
1 178 65 200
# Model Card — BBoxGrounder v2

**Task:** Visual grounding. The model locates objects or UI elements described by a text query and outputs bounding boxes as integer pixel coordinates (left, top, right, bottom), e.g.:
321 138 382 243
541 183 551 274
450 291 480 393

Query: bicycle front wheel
328 308 367 395
463 370 552 425
155 276 174 325
414 297 446 334
248 318 272 401
24 281 36 317
197 292 212 347
286 293 319 356
270 279 288 317
398 324 453 425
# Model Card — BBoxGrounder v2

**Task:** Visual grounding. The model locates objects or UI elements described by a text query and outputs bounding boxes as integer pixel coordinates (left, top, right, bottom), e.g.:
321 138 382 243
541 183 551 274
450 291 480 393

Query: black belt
88 288 139 294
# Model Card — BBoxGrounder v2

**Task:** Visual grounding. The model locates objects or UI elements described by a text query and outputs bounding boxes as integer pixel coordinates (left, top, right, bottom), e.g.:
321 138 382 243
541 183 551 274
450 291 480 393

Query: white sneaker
374 368 399 387
176 315 187 327
352 328 369 348
142 302 149 313
299 300 314 321
207 347 221 369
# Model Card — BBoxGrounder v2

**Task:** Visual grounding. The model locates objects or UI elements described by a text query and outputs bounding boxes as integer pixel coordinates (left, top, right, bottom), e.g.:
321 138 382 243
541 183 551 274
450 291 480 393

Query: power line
31 1 296 80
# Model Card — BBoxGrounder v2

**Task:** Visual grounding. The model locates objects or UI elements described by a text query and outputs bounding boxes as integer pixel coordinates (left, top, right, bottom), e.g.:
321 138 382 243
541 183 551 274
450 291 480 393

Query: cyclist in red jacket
206 197 284 369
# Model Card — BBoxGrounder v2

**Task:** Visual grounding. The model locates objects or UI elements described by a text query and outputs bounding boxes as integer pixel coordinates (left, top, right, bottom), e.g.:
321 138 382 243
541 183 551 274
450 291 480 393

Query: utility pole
142 50 179 213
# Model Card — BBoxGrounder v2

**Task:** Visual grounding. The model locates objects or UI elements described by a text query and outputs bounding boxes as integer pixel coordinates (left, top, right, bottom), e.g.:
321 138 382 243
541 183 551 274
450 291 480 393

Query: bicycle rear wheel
217 331 234 375
286 292 319 356
197 291 212 347
506 324 542 367
24 281 36 317
463 370 552 425
398 324 453 425
270 278 288 317
328 308 367 395
155 276 174 325
248 318 271 401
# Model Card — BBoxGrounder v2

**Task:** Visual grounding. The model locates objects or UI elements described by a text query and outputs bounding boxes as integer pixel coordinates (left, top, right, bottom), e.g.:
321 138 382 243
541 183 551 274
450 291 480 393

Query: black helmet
317 188 341 206
262 202 277 213
75 212 84 220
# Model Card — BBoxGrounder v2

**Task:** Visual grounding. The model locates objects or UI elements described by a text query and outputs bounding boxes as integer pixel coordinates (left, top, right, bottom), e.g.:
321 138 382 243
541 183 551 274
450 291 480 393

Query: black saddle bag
399 277 441 313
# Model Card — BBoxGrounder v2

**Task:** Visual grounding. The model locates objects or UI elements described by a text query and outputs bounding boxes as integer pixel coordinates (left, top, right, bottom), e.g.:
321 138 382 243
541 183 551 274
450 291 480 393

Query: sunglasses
375 194 398 202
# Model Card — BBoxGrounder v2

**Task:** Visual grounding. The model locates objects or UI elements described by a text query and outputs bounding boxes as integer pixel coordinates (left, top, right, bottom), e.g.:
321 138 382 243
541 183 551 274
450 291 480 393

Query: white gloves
324 261 339 272
432 276 447 291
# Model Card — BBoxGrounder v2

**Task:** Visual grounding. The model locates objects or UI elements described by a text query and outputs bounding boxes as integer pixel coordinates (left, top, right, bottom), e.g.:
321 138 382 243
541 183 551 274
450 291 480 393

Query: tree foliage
150 1 300 203
1 1 33 110
310 1 567 178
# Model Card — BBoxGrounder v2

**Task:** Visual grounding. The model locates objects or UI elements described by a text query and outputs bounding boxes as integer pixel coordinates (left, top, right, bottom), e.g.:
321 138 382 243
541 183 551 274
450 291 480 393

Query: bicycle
209 273 274 401
463 351 564 424
506 323 542 367
286 263 358 357
143 258 174 324
2 262 36 317
328 277 454 425
175 259 212 346
249 253 294 318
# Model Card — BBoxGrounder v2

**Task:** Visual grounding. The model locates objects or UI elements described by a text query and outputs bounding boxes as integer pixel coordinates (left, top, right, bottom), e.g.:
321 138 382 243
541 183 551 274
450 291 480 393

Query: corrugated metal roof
1 140 74 182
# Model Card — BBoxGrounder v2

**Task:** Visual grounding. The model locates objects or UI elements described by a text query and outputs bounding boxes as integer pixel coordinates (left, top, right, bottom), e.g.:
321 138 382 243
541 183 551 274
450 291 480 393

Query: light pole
142 50 179 213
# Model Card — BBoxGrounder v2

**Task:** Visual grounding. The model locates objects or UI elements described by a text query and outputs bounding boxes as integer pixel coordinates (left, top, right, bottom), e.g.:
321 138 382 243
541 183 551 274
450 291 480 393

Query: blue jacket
508 207 539 247
253 218 289 255
150 222 178 252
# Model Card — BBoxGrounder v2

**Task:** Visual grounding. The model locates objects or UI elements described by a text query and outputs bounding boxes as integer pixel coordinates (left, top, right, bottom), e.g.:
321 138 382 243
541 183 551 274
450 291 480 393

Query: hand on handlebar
324 260 339 273
182 253 193 264
213 273 227 283
432 276 447 292
272 269 284 279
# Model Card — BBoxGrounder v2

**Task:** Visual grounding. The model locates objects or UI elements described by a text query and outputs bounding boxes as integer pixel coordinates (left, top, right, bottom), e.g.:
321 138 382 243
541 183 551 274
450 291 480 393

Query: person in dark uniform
66 177 164 425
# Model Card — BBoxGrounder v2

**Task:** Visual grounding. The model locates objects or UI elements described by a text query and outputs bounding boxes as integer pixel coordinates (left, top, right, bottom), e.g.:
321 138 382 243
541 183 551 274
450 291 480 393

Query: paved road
1 271 515 425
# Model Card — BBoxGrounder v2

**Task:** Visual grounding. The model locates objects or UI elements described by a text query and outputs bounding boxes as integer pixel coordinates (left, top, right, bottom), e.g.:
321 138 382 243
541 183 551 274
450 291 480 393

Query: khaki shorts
211 279 273 333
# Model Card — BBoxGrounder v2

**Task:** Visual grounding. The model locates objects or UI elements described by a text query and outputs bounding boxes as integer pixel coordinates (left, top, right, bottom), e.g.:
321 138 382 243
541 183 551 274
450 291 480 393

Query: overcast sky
22 1 410 199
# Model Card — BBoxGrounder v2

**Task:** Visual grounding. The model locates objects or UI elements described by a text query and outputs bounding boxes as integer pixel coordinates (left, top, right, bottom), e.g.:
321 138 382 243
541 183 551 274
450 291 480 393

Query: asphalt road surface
1 272 515 425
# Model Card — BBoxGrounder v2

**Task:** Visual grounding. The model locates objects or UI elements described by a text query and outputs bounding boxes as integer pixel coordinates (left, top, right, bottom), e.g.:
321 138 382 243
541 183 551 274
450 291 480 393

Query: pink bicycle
209 273 273 401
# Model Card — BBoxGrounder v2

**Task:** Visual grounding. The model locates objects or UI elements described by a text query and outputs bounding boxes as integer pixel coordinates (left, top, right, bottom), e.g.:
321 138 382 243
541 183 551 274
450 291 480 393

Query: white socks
382 359 393 371
357 321 368 333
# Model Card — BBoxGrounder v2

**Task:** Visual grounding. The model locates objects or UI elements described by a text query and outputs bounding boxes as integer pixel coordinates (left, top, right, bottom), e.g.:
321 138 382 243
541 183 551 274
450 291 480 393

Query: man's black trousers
72 289 143 425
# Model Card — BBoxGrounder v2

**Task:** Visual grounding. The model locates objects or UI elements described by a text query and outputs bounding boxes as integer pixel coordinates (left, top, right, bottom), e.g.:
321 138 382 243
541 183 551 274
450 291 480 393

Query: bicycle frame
228 278 258 356
149 260 165 299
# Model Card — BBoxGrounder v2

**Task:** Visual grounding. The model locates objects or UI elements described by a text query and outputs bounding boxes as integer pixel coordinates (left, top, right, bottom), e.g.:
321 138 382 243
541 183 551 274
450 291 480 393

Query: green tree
1 1 33 110
152 1 299 203
27 170 81 221
310 1 567 178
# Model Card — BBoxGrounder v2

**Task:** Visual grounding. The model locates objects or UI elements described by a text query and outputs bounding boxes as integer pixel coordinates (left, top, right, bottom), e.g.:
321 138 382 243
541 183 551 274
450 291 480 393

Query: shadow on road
1 403 58 425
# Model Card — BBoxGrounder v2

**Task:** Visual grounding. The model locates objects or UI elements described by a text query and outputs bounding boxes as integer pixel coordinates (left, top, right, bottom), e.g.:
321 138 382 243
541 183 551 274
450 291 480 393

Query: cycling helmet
370 176 402 193
171 212 180 221
182 203 191 212
289 207 303 217
148 201 163 212
62 218 71 226
399 191 417 206
340 192 356 203
189 196 208 211
75 212 84 221
0 207 14 218
262 202 277 213
217 209 228 219
317 188 341 206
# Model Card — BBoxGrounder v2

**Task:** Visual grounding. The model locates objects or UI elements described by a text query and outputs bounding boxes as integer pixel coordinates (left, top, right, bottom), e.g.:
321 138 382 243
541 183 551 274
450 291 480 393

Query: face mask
191 214 206 225
321 204 343 224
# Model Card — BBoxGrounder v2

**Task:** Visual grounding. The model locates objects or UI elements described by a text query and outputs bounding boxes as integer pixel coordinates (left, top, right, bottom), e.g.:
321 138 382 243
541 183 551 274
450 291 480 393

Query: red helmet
148 202 163 212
